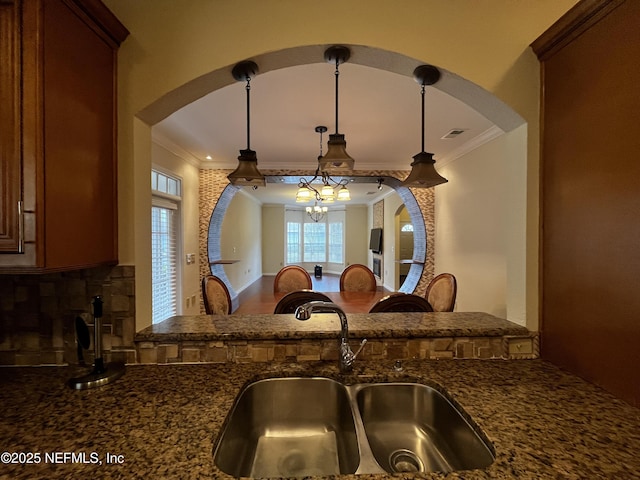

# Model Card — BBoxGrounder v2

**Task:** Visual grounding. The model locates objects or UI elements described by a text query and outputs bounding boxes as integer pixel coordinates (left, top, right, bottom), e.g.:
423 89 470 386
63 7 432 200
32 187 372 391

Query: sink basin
213 377 359 477
213 378 494 477
355 383 495 473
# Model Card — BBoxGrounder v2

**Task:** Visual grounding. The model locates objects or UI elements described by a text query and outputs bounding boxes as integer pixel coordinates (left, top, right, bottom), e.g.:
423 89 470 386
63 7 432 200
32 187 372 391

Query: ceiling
152 59 501 206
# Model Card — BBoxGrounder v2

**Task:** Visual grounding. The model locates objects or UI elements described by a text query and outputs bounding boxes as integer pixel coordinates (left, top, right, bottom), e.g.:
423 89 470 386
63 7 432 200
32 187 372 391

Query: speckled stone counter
132 312 536 364
136 312 529 341
1 360 639 479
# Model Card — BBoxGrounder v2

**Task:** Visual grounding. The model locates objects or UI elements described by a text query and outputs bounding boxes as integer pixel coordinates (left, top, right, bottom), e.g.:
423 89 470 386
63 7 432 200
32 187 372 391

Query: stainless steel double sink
213 377 494 477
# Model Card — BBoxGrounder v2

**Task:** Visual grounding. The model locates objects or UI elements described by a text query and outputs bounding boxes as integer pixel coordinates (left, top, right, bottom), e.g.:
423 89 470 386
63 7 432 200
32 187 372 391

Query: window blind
151 204 178 323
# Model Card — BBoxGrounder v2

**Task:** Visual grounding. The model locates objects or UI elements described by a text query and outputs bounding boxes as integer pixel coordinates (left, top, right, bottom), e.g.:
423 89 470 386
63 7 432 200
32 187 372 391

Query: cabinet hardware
17 201 24 253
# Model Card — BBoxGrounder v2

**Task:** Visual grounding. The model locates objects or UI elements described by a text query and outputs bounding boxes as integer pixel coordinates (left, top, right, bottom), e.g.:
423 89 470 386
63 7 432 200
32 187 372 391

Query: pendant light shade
228 149 265 187
402 151 448 188
402 65 447 189
318 46 355 175
296 125 351 204
227 60 266 187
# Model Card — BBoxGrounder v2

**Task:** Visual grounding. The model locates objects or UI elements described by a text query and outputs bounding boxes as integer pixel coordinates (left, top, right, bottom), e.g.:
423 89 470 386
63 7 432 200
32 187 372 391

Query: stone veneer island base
134 312 537 365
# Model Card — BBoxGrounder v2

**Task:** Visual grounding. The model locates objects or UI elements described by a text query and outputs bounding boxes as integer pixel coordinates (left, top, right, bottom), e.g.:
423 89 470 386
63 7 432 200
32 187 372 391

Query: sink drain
389 449 424 473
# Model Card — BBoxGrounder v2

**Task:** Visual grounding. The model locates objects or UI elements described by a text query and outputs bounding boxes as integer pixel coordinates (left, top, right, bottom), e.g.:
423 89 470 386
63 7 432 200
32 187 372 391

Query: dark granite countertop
136 312 530 342
1 359 639 479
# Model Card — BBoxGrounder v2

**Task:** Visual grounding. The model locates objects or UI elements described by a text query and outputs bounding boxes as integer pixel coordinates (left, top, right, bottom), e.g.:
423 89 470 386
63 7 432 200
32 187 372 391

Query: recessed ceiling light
205 155 212 160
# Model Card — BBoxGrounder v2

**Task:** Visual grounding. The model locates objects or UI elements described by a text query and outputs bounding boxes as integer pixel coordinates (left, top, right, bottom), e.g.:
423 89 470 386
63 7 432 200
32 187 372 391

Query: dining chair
273 290 332 314
425 273 457 312
369 293 433 313
340 264 377 292
273 265 313 293
202 275 232 314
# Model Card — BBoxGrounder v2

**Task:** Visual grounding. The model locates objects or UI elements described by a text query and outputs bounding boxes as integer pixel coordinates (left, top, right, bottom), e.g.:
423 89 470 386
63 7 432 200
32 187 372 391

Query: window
151 169 181 324
286 221 301 263
303 222 326 262
285 209 345 266
152 170 181 196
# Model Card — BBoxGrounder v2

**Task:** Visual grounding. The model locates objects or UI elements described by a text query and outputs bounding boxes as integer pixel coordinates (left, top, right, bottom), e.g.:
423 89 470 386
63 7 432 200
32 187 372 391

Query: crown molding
151 131 204 169
437 125 505 167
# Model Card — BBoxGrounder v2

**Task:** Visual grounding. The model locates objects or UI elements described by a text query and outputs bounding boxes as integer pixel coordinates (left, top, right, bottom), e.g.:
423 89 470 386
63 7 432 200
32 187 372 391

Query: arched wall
104 0 580 330
202 172 433 313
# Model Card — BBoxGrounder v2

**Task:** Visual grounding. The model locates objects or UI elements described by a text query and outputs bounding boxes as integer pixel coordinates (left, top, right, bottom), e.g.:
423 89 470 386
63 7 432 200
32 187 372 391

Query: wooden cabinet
0 0 22 254
533 0 640 406
0 0 128 272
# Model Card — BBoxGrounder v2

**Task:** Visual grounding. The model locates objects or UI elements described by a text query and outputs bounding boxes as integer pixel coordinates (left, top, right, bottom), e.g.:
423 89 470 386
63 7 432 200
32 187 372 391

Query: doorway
395 205 414 290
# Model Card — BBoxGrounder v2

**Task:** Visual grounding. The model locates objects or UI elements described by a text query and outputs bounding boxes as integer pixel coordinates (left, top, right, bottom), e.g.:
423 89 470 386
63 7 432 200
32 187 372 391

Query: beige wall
345 205 369 269
261 205 285 275
151 142 201 315
103 0 579 330
220 191 263 292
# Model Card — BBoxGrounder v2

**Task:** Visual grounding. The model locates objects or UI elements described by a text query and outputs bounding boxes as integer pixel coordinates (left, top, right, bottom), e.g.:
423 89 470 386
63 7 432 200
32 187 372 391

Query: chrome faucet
295 301 367 373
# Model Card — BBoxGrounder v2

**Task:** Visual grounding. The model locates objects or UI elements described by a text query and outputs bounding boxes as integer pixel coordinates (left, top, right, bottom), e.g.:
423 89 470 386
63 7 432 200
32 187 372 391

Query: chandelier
296 126 351 204
306 202 328 223
401 65 448 188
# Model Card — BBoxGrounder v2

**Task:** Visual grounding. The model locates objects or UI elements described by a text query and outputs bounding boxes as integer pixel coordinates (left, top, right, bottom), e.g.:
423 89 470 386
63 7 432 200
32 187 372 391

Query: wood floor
233 274 390 314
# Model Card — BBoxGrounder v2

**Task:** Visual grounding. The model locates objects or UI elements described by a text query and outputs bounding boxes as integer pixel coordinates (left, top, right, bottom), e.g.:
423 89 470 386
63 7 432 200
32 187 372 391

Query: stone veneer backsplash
0 265 136 366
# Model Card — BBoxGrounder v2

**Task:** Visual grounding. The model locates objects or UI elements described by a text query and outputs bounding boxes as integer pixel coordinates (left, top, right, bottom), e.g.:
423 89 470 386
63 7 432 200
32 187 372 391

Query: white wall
151 142 200 315
220 191 263 292
435 127 527 323
378 193 401 291
435 136 507 317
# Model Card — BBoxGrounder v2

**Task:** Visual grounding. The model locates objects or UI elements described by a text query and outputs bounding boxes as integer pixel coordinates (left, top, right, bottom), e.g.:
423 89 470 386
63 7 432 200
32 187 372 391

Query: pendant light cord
421 83 426 153
334 59 340 134
245 75 251 150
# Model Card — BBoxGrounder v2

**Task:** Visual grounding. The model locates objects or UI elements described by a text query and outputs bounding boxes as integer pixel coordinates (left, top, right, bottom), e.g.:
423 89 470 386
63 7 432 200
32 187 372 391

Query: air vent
442 129 467 139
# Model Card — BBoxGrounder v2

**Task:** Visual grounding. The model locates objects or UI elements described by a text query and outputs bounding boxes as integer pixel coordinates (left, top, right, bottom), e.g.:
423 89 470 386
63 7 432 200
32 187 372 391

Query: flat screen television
369 228 383 254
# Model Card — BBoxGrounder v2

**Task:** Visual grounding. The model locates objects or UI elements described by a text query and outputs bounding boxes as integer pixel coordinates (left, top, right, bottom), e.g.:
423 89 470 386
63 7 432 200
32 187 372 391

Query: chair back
369 293 433 313
202 275 232 314
340 264 377 292
273 265 313 293
274 290 332 314
425 273 457 312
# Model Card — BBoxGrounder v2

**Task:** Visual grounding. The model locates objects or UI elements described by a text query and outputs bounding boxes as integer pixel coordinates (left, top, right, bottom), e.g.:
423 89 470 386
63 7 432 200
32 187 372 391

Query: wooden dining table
321 291 383 313
236 290 386 315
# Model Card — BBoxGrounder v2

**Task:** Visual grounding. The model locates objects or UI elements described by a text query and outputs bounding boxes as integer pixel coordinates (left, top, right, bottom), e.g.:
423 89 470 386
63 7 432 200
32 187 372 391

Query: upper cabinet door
0 0 128 271
0 0 23 254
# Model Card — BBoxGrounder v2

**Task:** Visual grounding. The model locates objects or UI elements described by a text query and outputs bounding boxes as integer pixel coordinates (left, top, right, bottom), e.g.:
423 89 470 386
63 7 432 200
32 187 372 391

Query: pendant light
227 60 266 187
296 126 351 203
401 65 448 188
318 46 355 175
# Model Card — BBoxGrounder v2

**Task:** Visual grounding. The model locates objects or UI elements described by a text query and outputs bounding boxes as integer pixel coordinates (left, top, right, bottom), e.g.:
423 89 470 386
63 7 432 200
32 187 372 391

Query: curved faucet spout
295 301 348 337
294 301 366 373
